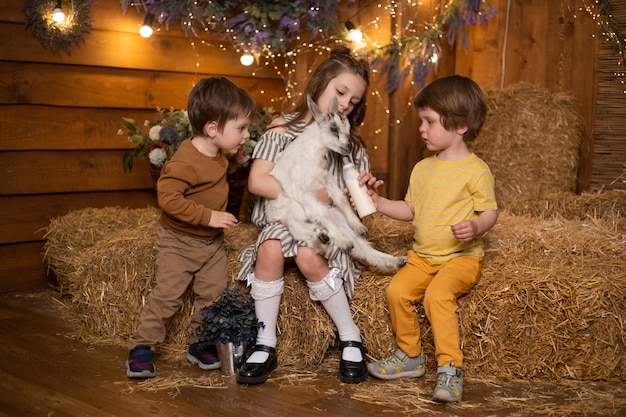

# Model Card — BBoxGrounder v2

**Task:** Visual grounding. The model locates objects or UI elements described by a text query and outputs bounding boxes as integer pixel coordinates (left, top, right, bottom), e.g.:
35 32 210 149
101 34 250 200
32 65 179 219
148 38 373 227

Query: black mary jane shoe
236 345 278 385
338 340 368 384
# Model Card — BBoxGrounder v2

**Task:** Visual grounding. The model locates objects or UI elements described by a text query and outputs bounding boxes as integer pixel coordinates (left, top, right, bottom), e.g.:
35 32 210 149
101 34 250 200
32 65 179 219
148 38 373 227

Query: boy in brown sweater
126 77 256 378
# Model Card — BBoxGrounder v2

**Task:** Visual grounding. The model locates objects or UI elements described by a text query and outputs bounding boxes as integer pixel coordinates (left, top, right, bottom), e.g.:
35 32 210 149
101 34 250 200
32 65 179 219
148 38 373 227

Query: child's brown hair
413 75 487 142
187 76 256 136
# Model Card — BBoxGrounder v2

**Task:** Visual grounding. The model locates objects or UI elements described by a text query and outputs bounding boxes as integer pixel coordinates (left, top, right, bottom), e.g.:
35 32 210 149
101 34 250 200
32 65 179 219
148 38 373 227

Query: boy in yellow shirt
367 75 498 403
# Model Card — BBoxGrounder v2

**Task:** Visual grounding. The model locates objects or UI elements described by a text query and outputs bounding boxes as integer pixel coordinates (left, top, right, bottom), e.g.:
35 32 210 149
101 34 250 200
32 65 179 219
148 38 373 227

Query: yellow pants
386 251 480 368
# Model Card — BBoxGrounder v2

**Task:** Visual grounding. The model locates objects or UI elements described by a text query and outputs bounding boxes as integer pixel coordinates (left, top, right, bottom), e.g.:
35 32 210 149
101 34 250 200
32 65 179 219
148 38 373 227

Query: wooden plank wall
453 0 600 193
0 0 286 292
591 0 626 189
0 0 622 293
356 0 608 199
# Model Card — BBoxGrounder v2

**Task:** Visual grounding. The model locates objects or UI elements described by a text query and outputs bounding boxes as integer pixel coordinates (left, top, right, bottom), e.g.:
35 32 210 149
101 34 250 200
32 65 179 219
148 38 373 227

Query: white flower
117 129 123 135
149 125 162 140
148 147 168 166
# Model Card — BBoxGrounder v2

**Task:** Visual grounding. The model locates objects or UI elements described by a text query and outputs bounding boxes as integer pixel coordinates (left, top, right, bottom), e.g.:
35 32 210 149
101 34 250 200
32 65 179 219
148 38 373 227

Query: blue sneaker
187 343 221 370
126 345 156 378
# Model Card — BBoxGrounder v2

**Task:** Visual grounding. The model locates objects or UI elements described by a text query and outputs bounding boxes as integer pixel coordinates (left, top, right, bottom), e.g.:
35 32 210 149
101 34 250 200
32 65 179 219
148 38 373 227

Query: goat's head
307 95 352 156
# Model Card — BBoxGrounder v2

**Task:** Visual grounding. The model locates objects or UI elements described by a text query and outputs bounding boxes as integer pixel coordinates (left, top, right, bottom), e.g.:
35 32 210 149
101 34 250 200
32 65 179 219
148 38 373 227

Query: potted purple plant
195 287 260 375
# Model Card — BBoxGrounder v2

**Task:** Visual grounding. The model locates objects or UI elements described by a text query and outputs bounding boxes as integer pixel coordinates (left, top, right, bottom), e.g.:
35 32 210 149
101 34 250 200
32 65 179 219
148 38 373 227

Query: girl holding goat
236 46 380 385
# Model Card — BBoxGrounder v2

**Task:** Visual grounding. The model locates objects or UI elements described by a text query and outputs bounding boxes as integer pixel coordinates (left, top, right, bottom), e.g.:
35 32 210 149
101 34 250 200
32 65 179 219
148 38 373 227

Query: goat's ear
307 94 322 121
328 96 338 114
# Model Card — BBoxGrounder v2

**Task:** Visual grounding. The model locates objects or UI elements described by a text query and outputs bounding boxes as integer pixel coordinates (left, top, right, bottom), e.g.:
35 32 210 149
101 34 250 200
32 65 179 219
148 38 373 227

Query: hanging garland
592 0 626 66
117 0 625 94
23 0 94 55
119 0 495 91
120 0 346 58
367 0 497 94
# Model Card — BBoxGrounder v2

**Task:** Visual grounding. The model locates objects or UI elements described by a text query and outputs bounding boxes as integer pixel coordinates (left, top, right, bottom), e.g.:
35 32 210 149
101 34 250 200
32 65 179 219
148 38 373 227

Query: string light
345 21 364 43
139 13 154 38
568 0 626 92
240 53 254 66
52 0 65 23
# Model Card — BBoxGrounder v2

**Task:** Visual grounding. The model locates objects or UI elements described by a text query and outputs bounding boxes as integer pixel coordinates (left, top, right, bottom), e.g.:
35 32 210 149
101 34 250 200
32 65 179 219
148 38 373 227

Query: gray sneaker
433 364 463 403
367 348 426 380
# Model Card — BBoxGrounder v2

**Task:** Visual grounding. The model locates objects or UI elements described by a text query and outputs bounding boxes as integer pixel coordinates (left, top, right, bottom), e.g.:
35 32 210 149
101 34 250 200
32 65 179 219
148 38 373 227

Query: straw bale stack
355 208 625 381
463 211 625 380
43 189 625 381
471 83 584 208
43 206 193 352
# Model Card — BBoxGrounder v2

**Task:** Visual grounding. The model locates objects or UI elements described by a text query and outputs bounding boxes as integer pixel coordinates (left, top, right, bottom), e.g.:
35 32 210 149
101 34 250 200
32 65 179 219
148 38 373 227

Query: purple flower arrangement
196 287 260 347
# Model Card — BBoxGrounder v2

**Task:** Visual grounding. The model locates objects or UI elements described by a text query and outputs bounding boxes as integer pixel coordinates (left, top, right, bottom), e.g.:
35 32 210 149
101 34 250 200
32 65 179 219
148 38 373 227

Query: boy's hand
208 211 239 229
358 172 384 190
235 143 250 166
451 220 477 242
452 210 498 241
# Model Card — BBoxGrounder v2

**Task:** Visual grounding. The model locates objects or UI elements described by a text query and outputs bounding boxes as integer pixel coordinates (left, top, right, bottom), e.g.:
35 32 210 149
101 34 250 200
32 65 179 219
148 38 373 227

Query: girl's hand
315 189 332 206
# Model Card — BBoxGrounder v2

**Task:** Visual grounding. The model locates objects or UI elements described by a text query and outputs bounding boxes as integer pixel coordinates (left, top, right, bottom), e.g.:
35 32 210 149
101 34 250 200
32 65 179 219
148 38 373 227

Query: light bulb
52 2 65 23
139 25 153 38
240 53 254 66
348 28 363 43
139 13 154 38
345 21 363 43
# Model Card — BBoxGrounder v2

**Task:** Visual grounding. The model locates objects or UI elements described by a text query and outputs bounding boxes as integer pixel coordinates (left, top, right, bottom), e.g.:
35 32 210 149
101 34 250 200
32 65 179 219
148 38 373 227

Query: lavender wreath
23 0 94 55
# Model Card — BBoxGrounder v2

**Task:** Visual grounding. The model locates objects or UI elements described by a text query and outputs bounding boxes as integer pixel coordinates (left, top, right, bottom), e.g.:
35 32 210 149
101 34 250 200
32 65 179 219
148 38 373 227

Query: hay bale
356 209 626 381
463 211 625 380
42 205 335 364
507 190 626 226
44 206 190 353
471 83 584 208
44 190 625 381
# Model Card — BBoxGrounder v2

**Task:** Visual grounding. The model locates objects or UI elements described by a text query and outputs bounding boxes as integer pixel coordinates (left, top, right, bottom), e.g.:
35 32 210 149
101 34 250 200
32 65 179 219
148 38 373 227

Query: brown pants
130 225 228 348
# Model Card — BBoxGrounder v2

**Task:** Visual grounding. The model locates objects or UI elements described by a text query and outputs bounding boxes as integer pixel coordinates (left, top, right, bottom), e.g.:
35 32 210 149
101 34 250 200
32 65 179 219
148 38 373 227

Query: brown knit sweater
156 139 231 240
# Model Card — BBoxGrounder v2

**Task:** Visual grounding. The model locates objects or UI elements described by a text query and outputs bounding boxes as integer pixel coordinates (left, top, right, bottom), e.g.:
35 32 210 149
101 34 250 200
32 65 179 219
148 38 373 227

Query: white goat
265 96 405 271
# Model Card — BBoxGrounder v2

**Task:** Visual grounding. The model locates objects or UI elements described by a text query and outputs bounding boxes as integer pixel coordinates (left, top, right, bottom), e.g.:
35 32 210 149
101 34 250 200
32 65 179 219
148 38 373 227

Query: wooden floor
0 291 624 417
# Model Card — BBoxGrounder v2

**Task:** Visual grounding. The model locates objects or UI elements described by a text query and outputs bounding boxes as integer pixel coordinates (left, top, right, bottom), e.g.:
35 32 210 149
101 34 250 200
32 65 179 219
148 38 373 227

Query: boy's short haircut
187 77 257 136
413 75 487 142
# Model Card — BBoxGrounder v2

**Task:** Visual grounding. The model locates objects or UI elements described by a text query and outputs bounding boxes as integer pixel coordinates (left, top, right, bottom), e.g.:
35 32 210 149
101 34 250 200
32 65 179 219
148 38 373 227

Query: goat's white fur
265 96 405 271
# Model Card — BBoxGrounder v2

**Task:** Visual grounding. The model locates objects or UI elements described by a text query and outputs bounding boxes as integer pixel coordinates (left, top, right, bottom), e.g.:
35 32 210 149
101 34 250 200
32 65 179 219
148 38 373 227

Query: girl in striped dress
236 46 380 385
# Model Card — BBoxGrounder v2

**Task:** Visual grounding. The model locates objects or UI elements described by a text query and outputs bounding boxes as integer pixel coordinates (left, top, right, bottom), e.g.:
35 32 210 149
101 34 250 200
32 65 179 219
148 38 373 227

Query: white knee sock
308 268 363 362
247 274 283 364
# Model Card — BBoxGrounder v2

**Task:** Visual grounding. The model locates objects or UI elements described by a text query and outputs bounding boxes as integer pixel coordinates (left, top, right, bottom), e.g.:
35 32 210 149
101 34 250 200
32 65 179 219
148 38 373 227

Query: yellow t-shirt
405 153 497 263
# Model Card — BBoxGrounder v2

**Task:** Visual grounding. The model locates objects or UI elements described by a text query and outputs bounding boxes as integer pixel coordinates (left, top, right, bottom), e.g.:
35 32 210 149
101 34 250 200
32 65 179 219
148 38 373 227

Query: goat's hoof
341 242 355 251
318 233 330 244
397 257 407 267
355 226 368 236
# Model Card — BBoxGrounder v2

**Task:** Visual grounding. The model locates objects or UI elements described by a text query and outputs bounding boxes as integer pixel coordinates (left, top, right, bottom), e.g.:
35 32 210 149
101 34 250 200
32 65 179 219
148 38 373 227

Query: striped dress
236 115 371 298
